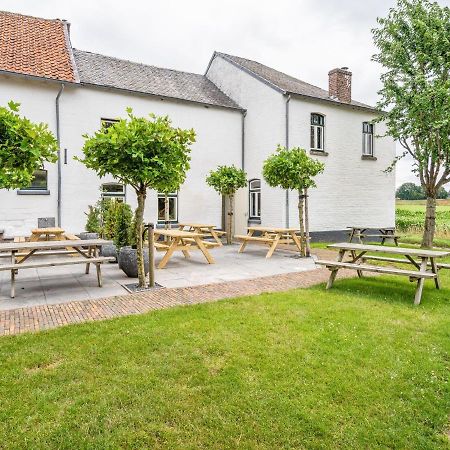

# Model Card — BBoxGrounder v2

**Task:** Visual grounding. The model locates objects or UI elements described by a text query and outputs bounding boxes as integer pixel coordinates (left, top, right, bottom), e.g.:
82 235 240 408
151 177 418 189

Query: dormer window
310 114 325 151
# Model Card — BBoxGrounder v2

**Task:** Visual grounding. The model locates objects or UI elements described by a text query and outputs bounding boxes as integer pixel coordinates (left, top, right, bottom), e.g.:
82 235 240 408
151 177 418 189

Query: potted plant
100 198 120 261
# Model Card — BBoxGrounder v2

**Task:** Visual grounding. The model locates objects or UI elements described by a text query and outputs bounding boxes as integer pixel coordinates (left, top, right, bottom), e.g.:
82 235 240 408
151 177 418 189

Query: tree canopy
396 182 448 200
372 0 450 246
263 146 324 191
0 101 58 189
206 165 247 196
80 109 194 194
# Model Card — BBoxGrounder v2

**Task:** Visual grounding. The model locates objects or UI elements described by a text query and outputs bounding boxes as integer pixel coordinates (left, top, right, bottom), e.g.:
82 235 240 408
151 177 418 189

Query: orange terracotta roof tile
0 11 77 82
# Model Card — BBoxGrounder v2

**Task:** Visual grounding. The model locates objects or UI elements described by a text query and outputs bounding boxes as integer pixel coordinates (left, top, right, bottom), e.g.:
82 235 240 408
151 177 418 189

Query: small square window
158 193 178 223
21 169 48 191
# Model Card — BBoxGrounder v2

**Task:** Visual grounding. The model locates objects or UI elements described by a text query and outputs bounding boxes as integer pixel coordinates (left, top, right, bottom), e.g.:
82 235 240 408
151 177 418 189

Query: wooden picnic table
316 242 450 305
153 229 215 269
178 223 224 247
0 239 114 298
235 226 303 258
347 226 399 245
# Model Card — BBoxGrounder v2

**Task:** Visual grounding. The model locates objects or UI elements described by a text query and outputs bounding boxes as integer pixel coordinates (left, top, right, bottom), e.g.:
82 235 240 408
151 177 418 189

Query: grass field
1 274 449 448
396 200 450 247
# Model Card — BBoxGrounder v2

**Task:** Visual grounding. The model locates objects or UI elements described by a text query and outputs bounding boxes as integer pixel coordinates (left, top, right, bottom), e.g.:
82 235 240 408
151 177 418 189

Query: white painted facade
206 54 396 232
0 52 395 238
0 75 243 236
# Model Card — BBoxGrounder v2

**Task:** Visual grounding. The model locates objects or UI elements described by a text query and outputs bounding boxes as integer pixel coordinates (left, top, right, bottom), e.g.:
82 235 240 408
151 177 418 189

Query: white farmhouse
0 11 395 239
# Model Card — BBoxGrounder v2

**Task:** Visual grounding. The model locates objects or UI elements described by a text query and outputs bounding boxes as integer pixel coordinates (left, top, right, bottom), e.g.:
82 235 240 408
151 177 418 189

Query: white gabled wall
288 97 396 231
206 55 287 227
0 75 60 237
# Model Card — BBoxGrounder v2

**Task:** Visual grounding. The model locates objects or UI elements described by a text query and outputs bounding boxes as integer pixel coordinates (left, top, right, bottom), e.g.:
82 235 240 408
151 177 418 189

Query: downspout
55 84 64 227
241 110 246 170
285 94 291 227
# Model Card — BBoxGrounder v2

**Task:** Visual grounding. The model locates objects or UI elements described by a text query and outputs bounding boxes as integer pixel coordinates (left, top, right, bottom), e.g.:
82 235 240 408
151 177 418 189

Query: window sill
310 150 329 156
361 155 377 161
248 218 261 225
17 190 50 195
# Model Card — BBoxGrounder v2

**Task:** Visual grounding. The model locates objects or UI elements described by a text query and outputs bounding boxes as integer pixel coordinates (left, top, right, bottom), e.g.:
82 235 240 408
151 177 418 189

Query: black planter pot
78 232 99 240
118 246 149 278
101 243 118 262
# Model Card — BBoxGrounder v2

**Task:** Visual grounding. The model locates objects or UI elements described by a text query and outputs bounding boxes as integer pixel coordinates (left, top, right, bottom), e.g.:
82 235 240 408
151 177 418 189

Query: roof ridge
73 49 205 79
217 51 328 95
0 10 67 23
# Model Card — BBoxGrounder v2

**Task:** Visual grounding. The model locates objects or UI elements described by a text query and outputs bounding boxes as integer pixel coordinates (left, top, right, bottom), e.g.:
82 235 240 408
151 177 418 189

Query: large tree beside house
373 0 450 247
0 101 57 189
79 109 195 287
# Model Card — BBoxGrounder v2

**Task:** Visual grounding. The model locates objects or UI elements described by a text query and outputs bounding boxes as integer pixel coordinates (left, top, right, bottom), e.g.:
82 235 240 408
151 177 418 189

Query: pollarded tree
206 165 247 244
0 101 57 189
373 0 450 247
80 109 195 287
263 146 324 257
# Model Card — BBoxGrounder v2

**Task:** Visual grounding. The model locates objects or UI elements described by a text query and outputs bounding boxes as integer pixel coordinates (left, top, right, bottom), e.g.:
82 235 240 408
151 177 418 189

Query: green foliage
0 101 58 189
206 165 247 196
79 109 195 194
85 205 101 234
397 182 448 200
396 204 450 232
263 146 324 191
113 202 133 249
79 109 195 286
372 0 450 183
101 199 121 239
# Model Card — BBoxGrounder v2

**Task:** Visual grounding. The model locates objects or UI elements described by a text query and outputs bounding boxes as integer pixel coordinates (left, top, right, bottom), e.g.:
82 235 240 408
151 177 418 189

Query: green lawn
1 275 449 449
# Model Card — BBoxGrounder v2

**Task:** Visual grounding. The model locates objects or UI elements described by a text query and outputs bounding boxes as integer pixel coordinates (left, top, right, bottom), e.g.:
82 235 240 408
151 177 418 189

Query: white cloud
2 0 449 185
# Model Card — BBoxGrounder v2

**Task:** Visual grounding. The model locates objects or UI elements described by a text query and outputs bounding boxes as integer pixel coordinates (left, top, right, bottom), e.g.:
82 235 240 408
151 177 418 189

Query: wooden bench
0 256 114 298
234 235 273 243
364 234 400 245
316 260 437 283
361 255 450 270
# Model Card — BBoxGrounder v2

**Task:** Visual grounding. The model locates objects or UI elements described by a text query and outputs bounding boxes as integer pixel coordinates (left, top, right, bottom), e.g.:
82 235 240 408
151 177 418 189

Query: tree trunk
227 194 234 245
421 195 437 248
135 189 147 287
298 190 305 257
164 193 170 230
304 188 311 257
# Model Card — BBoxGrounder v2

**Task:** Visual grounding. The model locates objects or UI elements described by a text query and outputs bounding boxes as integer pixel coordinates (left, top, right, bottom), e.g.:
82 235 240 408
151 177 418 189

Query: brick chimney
328 67 352 103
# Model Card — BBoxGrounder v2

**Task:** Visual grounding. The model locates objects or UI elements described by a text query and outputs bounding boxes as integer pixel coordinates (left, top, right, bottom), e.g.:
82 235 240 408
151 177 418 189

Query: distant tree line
396 182 449 200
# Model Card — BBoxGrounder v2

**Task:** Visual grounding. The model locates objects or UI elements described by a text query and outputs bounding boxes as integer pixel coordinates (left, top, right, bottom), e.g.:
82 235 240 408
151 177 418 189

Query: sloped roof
74 49 242 110
0 11 77 82
214 52 376 111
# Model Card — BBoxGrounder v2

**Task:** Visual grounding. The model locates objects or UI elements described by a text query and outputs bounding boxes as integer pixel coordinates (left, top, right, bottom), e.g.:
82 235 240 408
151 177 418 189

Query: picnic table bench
153 229 215 269
316 242 450 305
235 226 303 258
0 239 114 298
178 223 225 247
347 226 400 246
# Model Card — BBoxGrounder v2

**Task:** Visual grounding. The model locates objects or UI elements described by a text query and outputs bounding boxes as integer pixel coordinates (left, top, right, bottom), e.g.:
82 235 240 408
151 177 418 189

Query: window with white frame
362 122 374 156
249 179 261 220
158 193 178 223
310 113 325 151
101 183 125 201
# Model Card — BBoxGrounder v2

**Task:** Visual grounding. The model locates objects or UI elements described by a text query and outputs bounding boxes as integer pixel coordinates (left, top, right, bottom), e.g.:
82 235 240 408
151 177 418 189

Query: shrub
85 205 101 234
113 203 133 249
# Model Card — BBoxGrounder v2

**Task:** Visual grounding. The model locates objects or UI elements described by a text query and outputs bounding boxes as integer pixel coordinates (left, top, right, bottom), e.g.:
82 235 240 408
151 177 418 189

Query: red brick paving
0 264 358 337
